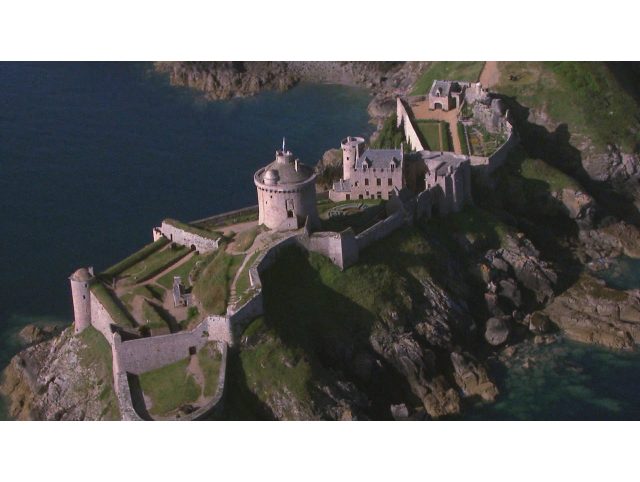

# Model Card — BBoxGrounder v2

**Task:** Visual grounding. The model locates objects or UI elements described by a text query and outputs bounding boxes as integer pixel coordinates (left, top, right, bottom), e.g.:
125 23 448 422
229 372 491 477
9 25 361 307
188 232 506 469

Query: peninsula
3 62 640 421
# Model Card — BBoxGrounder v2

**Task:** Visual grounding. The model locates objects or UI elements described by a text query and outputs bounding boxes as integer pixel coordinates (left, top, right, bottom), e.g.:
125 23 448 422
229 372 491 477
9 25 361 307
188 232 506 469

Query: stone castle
69 79 517 420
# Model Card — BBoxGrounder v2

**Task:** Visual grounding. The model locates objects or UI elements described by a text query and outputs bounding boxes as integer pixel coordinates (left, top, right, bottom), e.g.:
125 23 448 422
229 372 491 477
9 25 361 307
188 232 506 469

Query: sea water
2 62 640 421
0 62 374 385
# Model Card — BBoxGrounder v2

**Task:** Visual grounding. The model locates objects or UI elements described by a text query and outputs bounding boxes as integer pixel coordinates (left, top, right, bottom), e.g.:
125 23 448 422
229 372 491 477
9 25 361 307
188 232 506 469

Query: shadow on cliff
497 94 640 227
260 244 422 420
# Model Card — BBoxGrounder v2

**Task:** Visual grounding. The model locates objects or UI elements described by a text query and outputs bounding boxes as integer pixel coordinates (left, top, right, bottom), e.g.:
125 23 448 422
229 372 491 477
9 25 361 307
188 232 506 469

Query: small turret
341 136 365 180
70 267 94 334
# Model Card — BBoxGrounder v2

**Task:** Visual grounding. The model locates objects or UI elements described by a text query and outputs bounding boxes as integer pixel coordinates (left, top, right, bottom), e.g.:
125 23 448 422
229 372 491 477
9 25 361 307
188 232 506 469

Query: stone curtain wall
90 292 117 341
190 205 258 226
117 319 211 375
396 97 425 151
486 122 519 173
159 221 220 253
355 210 406 251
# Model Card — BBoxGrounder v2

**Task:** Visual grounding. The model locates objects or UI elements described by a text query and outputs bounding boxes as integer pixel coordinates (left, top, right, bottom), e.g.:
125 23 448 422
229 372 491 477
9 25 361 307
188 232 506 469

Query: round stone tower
70 267 94 334
341 136 365 180
254 146 319 231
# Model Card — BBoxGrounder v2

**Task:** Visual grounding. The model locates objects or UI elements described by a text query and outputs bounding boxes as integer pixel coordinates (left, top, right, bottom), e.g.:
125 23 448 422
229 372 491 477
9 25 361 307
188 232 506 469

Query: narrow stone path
479 61 500 88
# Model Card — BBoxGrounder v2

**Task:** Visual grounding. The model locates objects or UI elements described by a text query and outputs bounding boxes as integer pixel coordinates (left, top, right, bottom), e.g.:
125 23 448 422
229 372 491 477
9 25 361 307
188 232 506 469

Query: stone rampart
300 229 359 270
486 121 519 173
89 292 117 341
355 210 406 251
117 320 211 375
156 221 220 253
190 205 259 227
396 97 425 151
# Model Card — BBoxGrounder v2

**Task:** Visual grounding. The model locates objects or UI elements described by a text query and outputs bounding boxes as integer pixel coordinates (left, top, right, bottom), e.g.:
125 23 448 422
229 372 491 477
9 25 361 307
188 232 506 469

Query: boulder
485 317 510 346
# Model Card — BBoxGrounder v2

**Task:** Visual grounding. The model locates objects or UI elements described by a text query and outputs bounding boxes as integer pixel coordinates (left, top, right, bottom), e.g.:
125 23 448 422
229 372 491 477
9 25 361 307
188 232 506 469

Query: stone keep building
330 137 404 202
70 267 94 334
428 80 469 111
254 147 319 231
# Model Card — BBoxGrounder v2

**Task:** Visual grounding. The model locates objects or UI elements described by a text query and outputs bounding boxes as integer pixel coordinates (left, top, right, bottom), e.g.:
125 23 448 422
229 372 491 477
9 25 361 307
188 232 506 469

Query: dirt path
479 61 500 88
187 354 207 404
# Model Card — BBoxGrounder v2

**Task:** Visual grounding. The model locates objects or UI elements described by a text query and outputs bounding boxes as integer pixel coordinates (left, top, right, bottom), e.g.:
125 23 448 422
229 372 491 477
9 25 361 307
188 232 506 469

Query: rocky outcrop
154 61 425 130
578 221 640 262
0 327 120 420
543 275 640 350
315 148 343 191
370 329 460 418
17 323 61 345
450 352 499 401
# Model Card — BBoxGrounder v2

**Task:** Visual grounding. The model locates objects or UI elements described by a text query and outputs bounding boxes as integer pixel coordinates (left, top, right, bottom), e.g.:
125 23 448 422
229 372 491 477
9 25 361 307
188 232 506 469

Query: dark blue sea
1 62 639 420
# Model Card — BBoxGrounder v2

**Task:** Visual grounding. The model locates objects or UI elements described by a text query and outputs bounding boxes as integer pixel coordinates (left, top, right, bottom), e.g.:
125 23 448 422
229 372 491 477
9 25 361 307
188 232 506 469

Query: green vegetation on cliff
77 327 120 420
411 61 484 95
520 157 582 194
371 113 405 149
494 61 640 152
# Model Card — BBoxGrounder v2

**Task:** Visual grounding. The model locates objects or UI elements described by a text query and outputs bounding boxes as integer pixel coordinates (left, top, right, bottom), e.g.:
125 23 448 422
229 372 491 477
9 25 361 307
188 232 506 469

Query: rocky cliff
155 61 424 127
0 327 119 420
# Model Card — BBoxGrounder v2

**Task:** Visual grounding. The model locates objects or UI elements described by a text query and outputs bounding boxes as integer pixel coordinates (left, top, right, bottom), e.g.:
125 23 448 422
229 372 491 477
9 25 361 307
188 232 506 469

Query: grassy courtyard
119 244 190 285
138 358 200 416
416 120 451 151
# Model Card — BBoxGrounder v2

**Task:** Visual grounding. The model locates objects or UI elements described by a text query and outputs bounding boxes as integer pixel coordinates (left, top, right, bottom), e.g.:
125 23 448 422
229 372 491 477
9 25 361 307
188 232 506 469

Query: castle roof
256 149 315 186
355 148 403 170
70 267 92 282
411 150 470 177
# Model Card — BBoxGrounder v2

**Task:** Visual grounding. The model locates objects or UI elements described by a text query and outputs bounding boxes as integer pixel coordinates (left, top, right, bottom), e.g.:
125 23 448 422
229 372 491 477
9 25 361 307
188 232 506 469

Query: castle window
83 295 86 300
376 178 381 186
388 178 392 186
365 178 369 186
391 164 395 171
359 194 364 200
346 194 350 200
376 192 382 199
388 190 394 198
354 181 358 187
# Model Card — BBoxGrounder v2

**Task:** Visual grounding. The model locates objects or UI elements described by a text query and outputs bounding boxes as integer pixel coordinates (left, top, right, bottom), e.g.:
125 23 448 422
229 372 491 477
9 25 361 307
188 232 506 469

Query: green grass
494 61 640 152
90 282 137 328
101 238 168 278
320 201 385 233
120 284 165 309
197 343 222 397
458 122 470 155
235 250 262 297
163 218 222 241
416 120 450 151
411 61 485 95
192 250 243 315
119 245 190 285
428 205 512 250
77 327 120 420
156 254 202 289
520 158 582 193
141 300 169 331
239 317 313 408
233 226 260 252
138 358 200 416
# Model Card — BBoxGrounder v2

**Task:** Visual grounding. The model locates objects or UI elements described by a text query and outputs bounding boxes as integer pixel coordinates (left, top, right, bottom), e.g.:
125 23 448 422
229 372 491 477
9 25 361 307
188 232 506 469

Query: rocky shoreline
3 62 640 420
